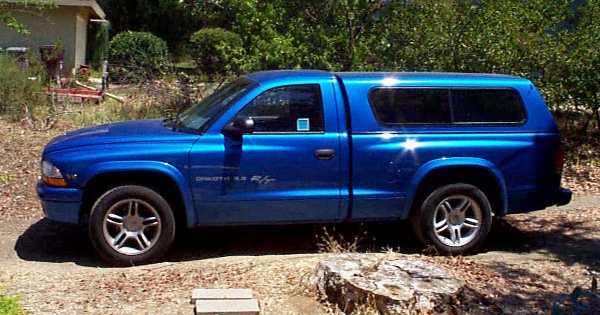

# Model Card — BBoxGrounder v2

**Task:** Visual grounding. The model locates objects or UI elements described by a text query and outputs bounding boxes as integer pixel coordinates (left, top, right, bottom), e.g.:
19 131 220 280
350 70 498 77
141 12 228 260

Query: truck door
189 81 344 224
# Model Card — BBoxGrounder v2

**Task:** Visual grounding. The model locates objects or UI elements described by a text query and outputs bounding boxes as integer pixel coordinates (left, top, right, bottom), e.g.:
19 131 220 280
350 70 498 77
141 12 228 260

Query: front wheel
411 183 492 254
89 185 175 266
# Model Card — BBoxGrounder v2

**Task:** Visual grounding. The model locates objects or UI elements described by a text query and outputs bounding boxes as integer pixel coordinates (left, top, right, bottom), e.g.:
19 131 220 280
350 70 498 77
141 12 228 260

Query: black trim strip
335 75 354 221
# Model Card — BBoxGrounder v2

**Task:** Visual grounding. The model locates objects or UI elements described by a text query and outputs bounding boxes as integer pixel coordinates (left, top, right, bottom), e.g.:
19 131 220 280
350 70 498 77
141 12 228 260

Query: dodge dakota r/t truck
37 70 572 265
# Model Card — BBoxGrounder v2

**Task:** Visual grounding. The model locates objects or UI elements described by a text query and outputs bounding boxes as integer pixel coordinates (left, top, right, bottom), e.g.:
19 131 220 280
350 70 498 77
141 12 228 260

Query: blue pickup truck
37 70 571 265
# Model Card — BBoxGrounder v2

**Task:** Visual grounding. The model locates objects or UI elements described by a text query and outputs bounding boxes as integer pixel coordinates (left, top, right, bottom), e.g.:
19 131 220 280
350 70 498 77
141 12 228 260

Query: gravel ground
1 197 598 314
0 120 598 314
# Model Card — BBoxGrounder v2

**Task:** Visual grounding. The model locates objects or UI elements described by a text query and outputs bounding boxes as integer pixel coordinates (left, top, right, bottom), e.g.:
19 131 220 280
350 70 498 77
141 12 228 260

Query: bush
0 54 47 122
108 31 170 83
189 28 243 78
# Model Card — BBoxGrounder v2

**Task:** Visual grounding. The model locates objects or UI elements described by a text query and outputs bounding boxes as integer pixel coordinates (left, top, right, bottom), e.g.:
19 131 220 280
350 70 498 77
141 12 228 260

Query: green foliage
27 50 49 82
87 21 110 69
40 38 65 61
0 0 57 34
187 0 392 71
81 0 600 133
541 0 600 135
0 54 47 122
101 0 200 54
183 0 600 133
108 31 170 83
0 287 22 315
189 28 244 78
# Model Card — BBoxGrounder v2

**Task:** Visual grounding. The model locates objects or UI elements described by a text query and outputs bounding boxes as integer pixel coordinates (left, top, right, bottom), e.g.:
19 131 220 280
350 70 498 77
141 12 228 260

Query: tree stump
314 254 465 314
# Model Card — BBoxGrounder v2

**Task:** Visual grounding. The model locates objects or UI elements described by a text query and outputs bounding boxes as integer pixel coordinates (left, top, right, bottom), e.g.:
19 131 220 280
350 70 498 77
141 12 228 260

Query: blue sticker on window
297 118 310 131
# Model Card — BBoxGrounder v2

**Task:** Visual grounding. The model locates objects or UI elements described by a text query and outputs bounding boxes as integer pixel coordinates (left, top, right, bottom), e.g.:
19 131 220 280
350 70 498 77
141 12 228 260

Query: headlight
41 161 67 187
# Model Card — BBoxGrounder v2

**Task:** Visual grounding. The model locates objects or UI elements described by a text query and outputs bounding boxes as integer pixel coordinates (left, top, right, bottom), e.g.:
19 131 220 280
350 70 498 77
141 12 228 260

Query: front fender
81 161 197 228
401 157 508 219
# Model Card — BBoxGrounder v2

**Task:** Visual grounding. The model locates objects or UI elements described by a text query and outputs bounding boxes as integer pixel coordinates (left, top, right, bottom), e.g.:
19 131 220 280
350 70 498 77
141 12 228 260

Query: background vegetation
0 54 47 122
189 28 244 78
96 0 600 134
107 31 170 83
0 0 56 34
1 0 599 142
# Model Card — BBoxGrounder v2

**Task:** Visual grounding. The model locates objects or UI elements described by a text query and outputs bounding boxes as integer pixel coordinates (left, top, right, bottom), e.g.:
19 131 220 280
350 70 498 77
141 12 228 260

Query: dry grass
316 226 368 254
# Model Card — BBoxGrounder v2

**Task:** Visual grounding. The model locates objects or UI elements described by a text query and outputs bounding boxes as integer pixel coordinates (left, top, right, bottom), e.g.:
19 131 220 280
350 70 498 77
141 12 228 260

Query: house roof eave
4 0 106 19
57 0 106 19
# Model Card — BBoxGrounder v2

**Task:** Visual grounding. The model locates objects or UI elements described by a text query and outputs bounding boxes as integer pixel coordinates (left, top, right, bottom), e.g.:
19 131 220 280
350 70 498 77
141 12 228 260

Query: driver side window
238 84 325 133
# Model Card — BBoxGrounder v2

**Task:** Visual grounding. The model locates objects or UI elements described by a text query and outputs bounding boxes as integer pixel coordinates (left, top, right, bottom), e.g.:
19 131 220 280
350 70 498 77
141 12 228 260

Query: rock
313 254 465 314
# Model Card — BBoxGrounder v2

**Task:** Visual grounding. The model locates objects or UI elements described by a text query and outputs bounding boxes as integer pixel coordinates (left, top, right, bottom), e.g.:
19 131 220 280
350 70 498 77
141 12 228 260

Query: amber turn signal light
43 175 68 187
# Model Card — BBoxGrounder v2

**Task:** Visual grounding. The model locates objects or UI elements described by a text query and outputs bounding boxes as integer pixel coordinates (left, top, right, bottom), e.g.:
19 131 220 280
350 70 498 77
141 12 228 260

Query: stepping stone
195 299 259 315
192 288 259 315
192 289 254 301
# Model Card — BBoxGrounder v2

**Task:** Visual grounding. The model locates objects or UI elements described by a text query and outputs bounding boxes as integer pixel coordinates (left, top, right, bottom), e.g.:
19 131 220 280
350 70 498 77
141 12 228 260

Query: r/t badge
251 175 275 185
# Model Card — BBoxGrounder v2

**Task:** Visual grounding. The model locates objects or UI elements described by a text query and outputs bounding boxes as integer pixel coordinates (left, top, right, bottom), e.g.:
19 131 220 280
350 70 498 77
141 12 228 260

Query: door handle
314 149 336 160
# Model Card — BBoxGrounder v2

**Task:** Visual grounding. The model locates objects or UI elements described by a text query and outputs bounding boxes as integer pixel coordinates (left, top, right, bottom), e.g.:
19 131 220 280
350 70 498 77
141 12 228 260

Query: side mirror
222 116 255 138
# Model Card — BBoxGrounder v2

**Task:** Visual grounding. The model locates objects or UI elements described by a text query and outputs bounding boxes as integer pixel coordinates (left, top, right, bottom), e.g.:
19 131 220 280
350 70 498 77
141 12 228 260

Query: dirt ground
0 120 599 314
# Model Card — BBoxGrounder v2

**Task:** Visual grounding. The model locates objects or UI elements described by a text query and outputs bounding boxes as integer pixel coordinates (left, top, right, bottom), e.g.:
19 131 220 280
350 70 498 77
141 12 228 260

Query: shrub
0 54 47 122
189 28 243 78
108 31 170 83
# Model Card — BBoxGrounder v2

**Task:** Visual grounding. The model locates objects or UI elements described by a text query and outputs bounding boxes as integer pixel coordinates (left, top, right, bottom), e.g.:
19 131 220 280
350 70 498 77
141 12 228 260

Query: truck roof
335 71 527 80
245 70 530 86
245 70 333 85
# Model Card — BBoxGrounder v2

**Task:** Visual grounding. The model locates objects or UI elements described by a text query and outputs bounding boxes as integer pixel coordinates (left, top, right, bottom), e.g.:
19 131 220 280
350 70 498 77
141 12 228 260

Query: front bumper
36 181 83 224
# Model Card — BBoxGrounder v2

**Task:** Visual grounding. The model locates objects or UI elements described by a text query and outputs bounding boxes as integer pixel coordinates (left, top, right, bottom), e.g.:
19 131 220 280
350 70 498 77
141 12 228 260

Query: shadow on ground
484 217 600 270
473 216 600 313
166 220 422 263
14 218 97 266
14 214 599 271
14 219 421 267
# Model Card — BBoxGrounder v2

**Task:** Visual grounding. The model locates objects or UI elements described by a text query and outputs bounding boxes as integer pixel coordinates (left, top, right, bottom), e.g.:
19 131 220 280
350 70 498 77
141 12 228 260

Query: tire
89 185 176 266
411 183 492 255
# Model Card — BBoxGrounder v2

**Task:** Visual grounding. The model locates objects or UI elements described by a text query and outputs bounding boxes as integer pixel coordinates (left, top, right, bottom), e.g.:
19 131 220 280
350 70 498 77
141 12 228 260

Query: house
0 0 107 76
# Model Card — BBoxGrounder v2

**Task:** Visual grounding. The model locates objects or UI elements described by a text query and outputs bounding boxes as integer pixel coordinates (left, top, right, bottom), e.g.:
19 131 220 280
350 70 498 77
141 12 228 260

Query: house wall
0 6 90 75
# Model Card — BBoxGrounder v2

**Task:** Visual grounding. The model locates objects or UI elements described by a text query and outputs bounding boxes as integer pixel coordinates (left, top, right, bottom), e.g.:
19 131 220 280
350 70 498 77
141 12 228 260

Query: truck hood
44 119 190 153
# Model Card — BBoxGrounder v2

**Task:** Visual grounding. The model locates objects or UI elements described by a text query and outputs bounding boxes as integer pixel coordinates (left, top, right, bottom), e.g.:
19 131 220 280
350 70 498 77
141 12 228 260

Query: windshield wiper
172 114 182 131
163 114 182 131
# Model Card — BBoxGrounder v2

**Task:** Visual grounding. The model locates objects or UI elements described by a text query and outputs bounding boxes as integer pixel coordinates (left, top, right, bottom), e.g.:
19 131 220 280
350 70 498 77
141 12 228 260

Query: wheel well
410 167 504 217
80 171 187 228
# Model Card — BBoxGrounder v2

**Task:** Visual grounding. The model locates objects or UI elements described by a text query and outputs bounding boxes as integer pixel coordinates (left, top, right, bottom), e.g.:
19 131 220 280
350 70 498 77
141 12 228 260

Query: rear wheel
411 183 492 254
89 185 175 266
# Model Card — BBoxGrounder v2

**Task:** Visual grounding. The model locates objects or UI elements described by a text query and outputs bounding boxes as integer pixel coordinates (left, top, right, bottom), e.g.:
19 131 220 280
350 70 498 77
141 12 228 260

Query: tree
190 28 244 77
98 0 200 53
182 0 600 135
543 0 600 133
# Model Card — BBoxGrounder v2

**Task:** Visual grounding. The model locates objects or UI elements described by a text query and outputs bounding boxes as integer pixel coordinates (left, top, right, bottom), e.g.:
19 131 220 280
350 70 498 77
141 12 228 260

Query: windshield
177 78 257 133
